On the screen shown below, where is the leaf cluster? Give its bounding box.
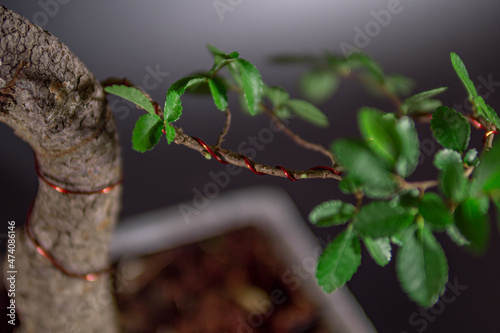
[309,53,500,307]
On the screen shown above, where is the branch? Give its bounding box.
[173,126,342,180]
[260,104,337,166]
[399,178,439,193]
[215,108,231,148]
[347,71,404,115]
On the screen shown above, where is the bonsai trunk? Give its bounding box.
[0,6,121,333]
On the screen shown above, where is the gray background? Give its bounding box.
[1,1,500,332]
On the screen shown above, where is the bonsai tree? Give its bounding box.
[2,5,500,332]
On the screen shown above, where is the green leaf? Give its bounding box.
[316,227,361,293]
[286,99,329,127]
[167,76,207,95]
[395,189,420,209]
[105,85,155,115]
[450,52,477,100]
[395,117,420,177]
[299,70,339,103]
[391,227,414,246]
[396,226,448,307]
[354,201,416,238]
[131,114,163,152]
[208,78,228,111]
[454,198,490,253]
[401,87,448,114]
[309,200,356,227]
[348,53,385,83]
[207,45,239,74]
[430,106,470,152]
[418,193,452,230]
[358,108,398,166]
[384,74,415,96]
[331,139,397,198]
[363,237,392,267]
[463,148,479,167]
[164,77,207,123]
[474,96,500,128]
[235,59,263,115]
[446,224,470,247]
[473,141,500,192]
[263,85,289,108]
[164,90,182,123]
[440,161,469,202]
[404,99,443,115]
[164,123,175,144]
[433,149,463,171]
[338,175,360,195]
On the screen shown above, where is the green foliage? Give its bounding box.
[299,69,339,103]
[418,193,452,230]
[131,114,163,152]
[358,108,399,166]
[396,226,448,307]
[475,96,500,128]
[316,226,361,293]
[165,76,207,123]
[264,85,289,108]
[354,201,416,238]
[104,85,156,115]
[450,53,477,101]
[401,87,448,115]
[450,53,500,128]
[454,198,490,253]
[308,200,356,227]
[446,224,471,247]
[235,59,263,115]
[395,117,420,177]
[286,99,329,127]
[473,142,500,193]
[431,106,470,152]
[464,148,479,167]
[363,237,392,267]
[332,139,397,198]
[208,78,228,111]
[164,124,176,144]
[347,53,385,83]
[440,161,469,202]
[433,149,462,170]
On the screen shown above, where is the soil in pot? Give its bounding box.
[113,226,332,333]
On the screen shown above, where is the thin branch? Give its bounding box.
[347,71,404,116]
[399,179,439,192]
[355,191,364,211]
[173,126,342,181]
[260,104,337,166]
[216,108,231,148]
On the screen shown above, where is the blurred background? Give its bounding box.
[1,1,500,332]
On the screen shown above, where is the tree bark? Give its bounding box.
[1,6,121,333]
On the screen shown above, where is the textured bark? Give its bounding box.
[0,6,121,333]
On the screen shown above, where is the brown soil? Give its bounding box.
[113,226,331,333]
